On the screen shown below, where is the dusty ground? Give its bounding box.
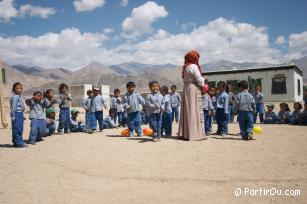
[0,112,307,204]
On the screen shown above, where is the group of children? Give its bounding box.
[9,78,307,147]
[202,81,307,140]
[9,81,182,147]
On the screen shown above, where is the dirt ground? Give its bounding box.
[0,112,307,204]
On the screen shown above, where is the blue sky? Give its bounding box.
[0,0,307,68]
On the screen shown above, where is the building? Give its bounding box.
[0,60,8,128]
[204,65,304,102]
[70,84,110,107]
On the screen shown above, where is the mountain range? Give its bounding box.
[2,56,307,96]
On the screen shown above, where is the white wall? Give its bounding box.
[293,71,304,102]
[206,69,301,102]
[71,84,92,107]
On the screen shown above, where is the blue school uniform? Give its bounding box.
[91,94,106,131]
[123,92,145,136]
[10,94,26,147]
[228,92,236,123]
[236,90,255,140]
[252,92,265,123]
[103,115,116,129]
[70,118,85,132]
[202,93,213,135]
[278,111,291,124]
[83,96,95,131]
[170,91,181,122]
[211,96,217,125]
[162,94,172,136]
[300,109,307,125]
[26,99,49,143]
[290,110,302,125]
[110,96,123,125]
[57,93,72,133]
[146,92,164,139]
[264,111,278,124]
[45,118,56,136]
[216,91,229,134]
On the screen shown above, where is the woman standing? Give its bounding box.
[178,50,208,141]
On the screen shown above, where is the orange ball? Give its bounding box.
[121,129,129,137]
[143,127,153,136]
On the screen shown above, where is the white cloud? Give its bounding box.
[275,35,285,45]
[286,31,307,59]
[0,0,56,22]
[121,1,168,38]
[181,22,197,32]
[103,28,114,34]
[19,4,56,19]
[0,0,19,22]
[0,28,109,68]
[120,0,128,7]
[73,0,106,12]
[1,18,307,69]
[128,18,283,65]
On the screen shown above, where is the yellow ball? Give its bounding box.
[253,126,262,134]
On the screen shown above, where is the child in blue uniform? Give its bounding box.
[216,81,229,136]
[202,90,213,136]
[91,88,107,132]
[236,80,255,140]
[83,89,94,133]
[70,109,85,132]
[146,81,164,142]
[43,89,57,108]
[252,85,265,124]
[161,86,172,137]
[290,102,302,125]
[57,83,72,134]
[103,109,116,129]
[264,104,278,124]
[278,103,291,124]
[45,107,56,136]
[26,91,49,145]
[110,89,123,127]
[170,85,181,123]
[10,82,27,148]
[123,81,145,137]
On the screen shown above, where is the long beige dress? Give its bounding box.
[178,64,206,141]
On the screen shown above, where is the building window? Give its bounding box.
[297,79,301,96]
[271,75,287,94]
[1,68,6,84]
[248,77,262,92]
[226,80,239,93]
[208,81,216,88]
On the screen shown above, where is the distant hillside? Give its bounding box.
[2,56,306,96]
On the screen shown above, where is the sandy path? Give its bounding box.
[0,116,306,204]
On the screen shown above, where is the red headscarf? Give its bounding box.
[182,50,202,78]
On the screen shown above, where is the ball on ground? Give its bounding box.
[253,126,262,134]
[143,127,153,136]
[121,129,129,137]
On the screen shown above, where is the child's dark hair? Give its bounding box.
[160,86,169,94]
[109,108,116,114]
[114,89,120,94]
[294,102,302,110]
[238,80,249,90]
[171,85,177,90]
[33,91,43,96]
[58,83,69,92]
[87,89,93,95]
[44,89,54,98]
[12,82,22,92]
[149,81,159,88]
[217,81,226,89]
[126,81,136,88]
[280,103,290,111]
